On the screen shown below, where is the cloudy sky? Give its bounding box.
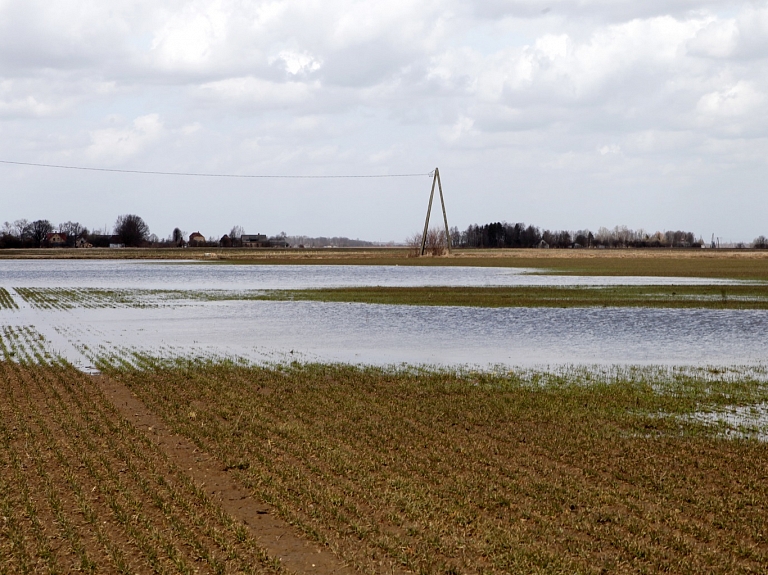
[1,0,767,242]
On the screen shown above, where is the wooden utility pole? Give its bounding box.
[420,167,452,256]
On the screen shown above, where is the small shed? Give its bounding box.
[537,239,550,249]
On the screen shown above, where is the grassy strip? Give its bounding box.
[255,284,768,309]
[188,250,768,280]
[103,357,768,575]
[10,284,768,310]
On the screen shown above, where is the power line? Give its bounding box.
[0,159,430,179]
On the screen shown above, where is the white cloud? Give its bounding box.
[0,80,57,117]
[697,81,764,118]
[87,114,165,161]
[0,1,767,240]
[181,122,202,135]
[687,18,739,58]
[598,144,621,155]
[197,76,316,109]
[270,50,322,75]
[150,1,229,69]
[442,115,474,142]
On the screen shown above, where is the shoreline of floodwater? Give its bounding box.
[0,247,767,279]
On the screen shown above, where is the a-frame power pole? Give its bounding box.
[420,167,451,256]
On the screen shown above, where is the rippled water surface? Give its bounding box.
[0,259,747,289]
[0,260,765,370]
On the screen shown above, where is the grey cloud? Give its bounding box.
[471,0,744,22]
[0,0,767,241]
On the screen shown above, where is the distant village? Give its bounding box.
[0,216,383,249]
[1,214,765,250]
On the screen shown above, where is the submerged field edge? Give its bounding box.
[255,285,768,309]
[8,284,768,309]
[3,248,768,280]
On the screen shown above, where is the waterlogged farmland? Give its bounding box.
[60,353,768,573]
[0,327,283,574]
[2,258,768,573]
[1,259,767,367]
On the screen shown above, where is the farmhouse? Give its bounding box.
[241,234,269,247]
[45,232,67,247]
[188,232,206,246]
[268,236,289,248]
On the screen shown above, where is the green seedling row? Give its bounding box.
[0,288,17,310]
[0,328,285,574]
[104,356,768,575]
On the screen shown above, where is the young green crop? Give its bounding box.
[104,356,768,574]
[0,288,18,309]
[0,330,286,574]
[253,284,768,309]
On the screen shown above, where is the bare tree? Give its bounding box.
[13,219,30,239]
[425,227,447,256]
[407,228,446,256]
[58,221,87,246]
[405,232,422,257]
[229,225,244,239]
[114,214,150,247]
[30,220,53,247]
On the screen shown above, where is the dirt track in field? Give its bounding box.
[97,374,356,575]
[0,353,357,574]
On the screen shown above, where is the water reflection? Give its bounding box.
[0,260,764,369]
[20,301,768,368]
[0,259,749,289]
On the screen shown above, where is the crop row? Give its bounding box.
[10,287,262,309]
[0,288,18,310]
[103,355,768,575]
[13,287,162,310]
[0,327,283,574]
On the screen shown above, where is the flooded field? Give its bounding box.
[0,259,766,370]
[2,259,768,573]
[0,259,750,289]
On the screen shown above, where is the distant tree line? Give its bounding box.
[284,235,384,248]
[0,215,379,250]
[2,214,766,250]
[451,223,730,249]
[0,215,155,249]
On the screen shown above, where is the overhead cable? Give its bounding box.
[0,159,430,179]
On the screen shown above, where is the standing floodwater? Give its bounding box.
[0,259,765,369]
